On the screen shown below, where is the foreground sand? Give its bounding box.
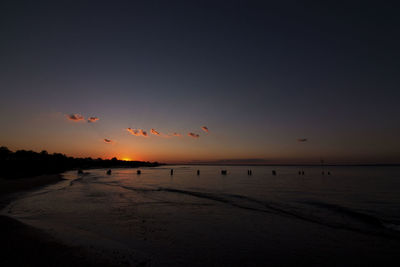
[3,173,400,266]
[0,174,64,206]
[0,174,115,267]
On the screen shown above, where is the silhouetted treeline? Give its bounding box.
[0,147,161,179]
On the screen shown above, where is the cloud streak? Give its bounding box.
[126,128,148,137]
[188,132,200,138]
[104,138,113,144]
[201,126,209,133]
[151,129,160,136]
[88,116,99,123]
[297,138,308,142]
[66,114,85,122]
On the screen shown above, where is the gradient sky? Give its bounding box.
[1,1,399,164]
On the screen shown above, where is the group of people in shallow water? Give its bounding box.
[80,168,331,176]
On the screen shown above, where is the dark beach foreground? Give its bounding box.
[3,167,400,266]
[0,174,116,267]
[0,174,64,206]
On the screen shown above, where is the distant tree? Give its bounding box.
[0,146,11,159]
[0,147,161,179]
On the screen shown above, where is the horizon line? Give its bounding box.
[164,163,400,167]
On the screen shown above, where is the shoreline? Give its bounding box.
[0,173,113,267]
[0,174,64,210]
[3,168,400,266]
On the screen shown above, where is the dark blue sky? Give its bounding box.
[1,1,399,163]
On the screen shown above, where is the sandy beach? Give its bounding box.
[0,174,116,267]
[4,167,400,266]
[0,174,64,206]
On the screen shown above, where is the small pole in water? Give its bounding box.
[302,171,304,175]
[197,170,200,175]
[272,170,276,175]
[221,170,227,175]
[137,170,141,175]
[248,170,252,175]
[328,171,331,175]
[107,169,112,175]
[298,171,301,175]
[170,169,174,175]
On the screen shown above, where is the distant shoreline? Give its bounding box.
[0,146,162,180]
[167,163,400,167]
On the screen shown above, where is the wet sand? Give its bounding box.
[0,174,64,207]
[3,171,400,266]
[0,174,115,266]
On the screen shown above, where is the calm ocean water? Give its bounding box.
[4,165,400,265]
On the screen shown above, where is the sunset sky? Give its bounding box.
[1,1,399,164]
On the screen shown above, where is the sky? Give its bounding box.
[1,1,399,164]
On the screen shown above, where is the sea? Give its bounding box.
[3,165,400,266]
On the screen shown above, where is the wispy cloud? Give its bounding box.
[126,128,148,137]
[104,138,113,144]
[201,126,209,133]
[126,128,140,136]
[66,114,85,122]
[88,116,99,123]
[150,129,160,136]
[297,138,308,142]
[173,132,181,137]
[188,132,200,138]
[141,130,148,137]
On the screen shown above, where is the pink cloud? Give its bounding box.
[188,132,200,138]
[140,129,148,137]
[126,128,138,135]
[201,126,209,133]
[151,129,160,136]
[66,114,85,122]
[126,128,148,137]
[88,116,99,123]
